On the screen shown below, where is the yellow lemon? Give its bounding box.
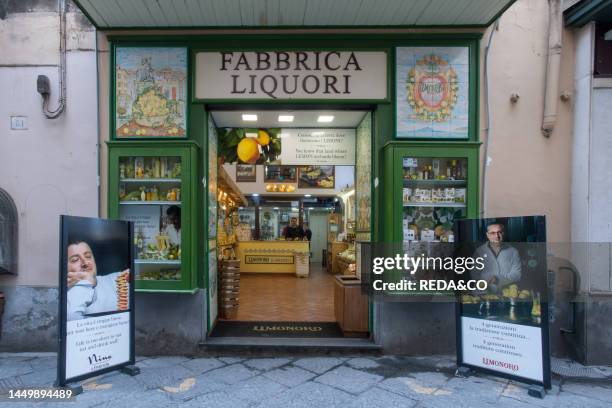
[256,130,271,146]
[237,137,260,164]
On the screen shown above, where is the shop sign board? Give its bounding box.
[245,255,294,264]
[454,216,551,389]
[280,128,355,166]
[195,51,387,100]
[57,216,135,386]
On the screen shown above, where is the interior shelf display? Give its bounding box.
[108,141,198,292]
[383,143,479,245]
[402,157,467,242]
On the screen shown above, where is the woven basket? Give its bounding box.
[220,260,240,319]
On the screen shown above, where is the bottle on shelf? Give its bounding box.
[140,186,146,201]
[446,161,452,178]
[432,159,440,178]
[151,185,159,201]
[450,160,457,180]
[153,158,161,178]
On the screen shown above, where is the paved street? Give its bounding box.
[0,354,611,407]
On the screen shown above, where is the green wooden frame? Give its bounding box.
[382,141,480,243]
[107,140,200,293]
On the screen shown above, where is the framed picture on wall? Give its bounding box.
[395,46,469,139]
[298,166,335,189]
[236,164,257,182]
[115,46,188,139]
[264,165,297,182]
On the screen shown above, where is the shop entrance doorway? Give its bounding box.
[308,211,328,263]
[206,107,371,339]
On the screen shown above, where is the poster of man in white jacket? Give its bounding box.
[472,223,522,294]
[66,241,130,321]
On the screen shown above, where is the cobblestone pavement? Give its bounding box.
[0,354,611,407]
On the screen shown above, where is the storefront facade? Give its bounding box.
[2,0,589,359]
[94,32,482,353]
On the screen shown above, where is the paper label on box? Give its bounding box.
[403,158,418,168]
[421,229,435,242]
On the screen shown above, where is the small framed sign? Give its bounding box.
[236,164,257,182]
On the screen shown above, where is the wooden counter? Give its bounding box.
[236,241,310,273]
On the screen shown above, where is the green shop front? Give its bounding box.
[100,33,482,354]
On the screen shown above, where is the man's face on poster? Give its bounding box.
[486,224,504,245]
[67,242,97,288]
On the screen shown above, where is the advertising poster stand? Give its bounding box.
[455,301,552,398]
[56,216,140,393]
[454,216,551,398]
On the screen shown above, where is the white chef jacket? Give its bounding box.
[472,243,522,293]
[67,272,129,321]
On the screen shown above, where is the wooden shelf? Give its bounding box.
[120,178,181,183]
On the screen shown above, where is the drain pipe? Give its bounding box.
[480,20,500,218]
[37,0,67,119]
[541,0,563,137]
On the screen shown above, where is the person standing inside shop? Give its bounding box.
[283,217,303,240]
[472,223,522,294]
[165,205,181,246]
[302,222,312,241]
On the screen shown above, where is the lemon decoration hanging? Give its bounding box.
[256,129,271,146]
[237,137,260,164]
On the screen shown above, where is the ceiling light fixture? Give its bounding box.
[278,115,294,122]
[242,114,258,121]
[252,193,259,197]
[304,194,312,197]
[317,115,334,123]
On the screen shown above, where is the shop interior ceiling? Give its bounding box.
[74,0,514,29]
[210,110,369,128]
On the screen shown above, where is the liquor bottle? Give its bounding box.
[432,159,440,178]
[427,165,433,180]
[451,160,457,180]
[155,158,162,178]
[140,186,146,201]
[446,161,452,178]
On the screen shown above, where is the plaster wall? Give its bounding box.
[479,0,574,242]
[0,6,97,289]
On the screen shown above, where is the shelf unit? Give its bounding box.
[107,140,199,292]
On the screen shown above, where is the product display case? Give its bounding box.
[107,141,199,292]
[383,142,479,243]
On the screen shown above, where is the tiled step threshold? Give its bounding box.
[200,336,382,352]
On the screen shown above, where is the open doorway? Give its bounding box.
[207,108,371,338]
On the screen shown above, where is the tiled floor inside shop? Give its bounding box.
[232,264,335,322]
